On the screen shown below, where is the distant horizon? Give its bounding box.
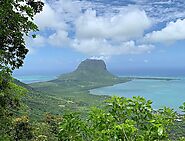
[13,68,185,78]
[16,0,185,77]
[14,69,185,85]
[13,58,185,77]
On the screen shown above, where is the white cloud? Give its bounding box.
[50,0,82,22]
[90,56,110,60]
[24,35,47,54]
[144,19,185,43]
[75,9,151,41]
[34,2,67,30]
[72,39,154,56]
[25,35,46,48]
[26,31,71,51]
[48,30,71,47]
[28,1,72,49]
[31,35,46,47]
[27,0,157,57]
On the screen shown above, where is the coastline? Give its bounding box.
[128,76,180,81]
[14,75,58,84]
[89,76,180,92]
[15,73,180,85]
[18,74,184,119]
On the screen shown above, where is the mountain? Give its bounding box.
[28,59,130,119]
[76,59,107,72]
[15,59,180,121]
[57,59,119,82]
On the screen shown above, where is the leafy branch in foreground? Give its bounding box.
[0,0,44,69]
[59,96,179,141]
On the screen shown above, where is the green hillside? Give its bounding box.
[25,59,130,119]
[13,79,33,91]
[45,59,127,91]
[30,59,129,93]
[13,60,185,139]
[16,59,176,119]
[58,59,118,82]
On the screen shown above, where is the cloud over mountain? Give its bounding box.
[75,9,151,40]
[73,39,154,56]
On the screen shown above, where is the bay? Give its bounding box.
[90,77,185,111]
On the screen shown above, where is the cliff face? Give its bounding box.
[76,59,107,72]
[58,59,118,82]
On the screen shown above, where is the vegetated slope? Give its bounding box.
[47,59,128,89]
[27,59,130,118]
[14,60,185,139]
[14,79,66,119]
[58,59,119,82]
[30,59,129,96]
[13,79,33,91]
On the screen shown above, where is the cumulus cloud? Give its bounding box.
[34,2,67,30]
[48,30,71,47]
[73,39,154,56]
[25,35,47,48]
[71,8,153,57]
[26,31,71,51]
[28,0,155,57]
[144,19,185,43]
[75,9,151,41]
[90,56,110,61]
[50,0,82,22]
[27,1,72,50]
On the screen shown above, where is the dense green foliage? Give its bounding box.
[58,96,183,141]
[0,0,184,140]
[0,0,44,140]
[0,0,43,69]
[0,76,27,140]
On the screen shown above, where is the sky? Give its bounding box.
[14,0,185,76]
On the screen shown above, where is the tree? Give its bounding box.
[0,0,44,140]
[59,96,177,141]
[0,0,44,70]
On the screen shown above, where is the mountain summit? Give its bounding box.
[76,59,107,72]
[58,59,118,82]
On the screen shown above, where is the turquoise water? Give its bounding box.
[14,75,57,84]
[90,78,185,111]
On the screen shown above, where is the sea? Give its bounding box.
[90,77,185,112]
[14,74,185,112]
[14,75,57,84]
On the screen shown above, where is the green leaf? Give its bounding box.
[32,34,36,38]
[158,127,163,136]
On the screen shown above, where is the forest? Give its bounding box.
[0,0,185,140]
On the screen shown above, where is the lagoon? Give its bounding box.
[90,77,185,111]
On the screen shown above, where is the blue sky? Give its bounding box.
[14,0,185,76]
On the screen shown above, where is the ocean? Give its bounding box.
[14,75,57,84]
[90,77,185,112]
[14,75,185,111]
